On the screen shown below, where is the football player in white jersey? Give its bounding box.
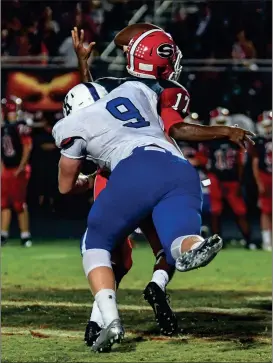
[53,27,255,352]
[62,80,179,342]
[70,27,186,342]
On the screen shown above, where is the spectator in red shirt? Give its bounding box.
[1,96,33,247]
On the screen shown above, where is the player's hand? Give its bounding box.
[71,27,95,61]
[76,173,95,190]
[226,125,255,150]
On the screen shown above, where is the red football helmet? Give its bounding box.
[1,95,23,122]
[126,29,183,81]
[209,107,232,126]
[257,110,272,138]
[184,112,202,125]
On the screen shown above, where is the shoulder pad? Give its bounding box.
[52,113,88,149]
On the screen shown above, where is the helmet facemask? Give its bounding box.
[168,48,183,82]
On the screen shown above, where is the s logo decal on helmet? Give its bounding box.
[157,43,174,58]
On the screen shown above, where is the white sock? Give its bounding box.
[262,230,271,246]
[95,289,119,327]
[171,235,204,260]
[21,231,31,239]
[1,230,8,238]
[151,270,169,292]
[90,300,104,328]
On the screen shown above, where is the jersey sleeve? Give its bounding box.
[159,84,190,134]
[60,138,87,159]
[52,113,88,149]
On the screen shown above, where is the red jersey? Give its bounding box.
[252,136,272,174]
[1,120,32,168]
[206,140,244,181]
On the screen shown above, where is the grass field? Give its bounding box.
[1,239,272,362]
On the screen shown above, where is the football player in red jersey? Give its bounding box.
[207,107,253,248]
[252,111,272,251]
[1,96,33,247]
[67,26,255,350]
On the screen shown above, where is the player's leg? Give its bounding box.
[1,209,12,245]
[140,216,177,335]
[13,166,32,247]
[258,172,272,251]
[153,193,223,272]
[85,173,133,346]
[208,174,223,245]
[151,163,223,272]
[260,212,272,251]
[1,167,12,245]
[201,192,212,239]
[82,147,222,350]
[82,148,186,351]
[85,173,109,345]
[223,181,252,249]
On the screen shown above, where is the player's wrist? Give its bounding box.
[217,125,230,138]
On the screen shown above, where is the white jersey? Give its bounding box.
[53,81,184,170]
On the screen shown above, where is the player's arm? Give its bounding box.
[15,125,32,176]
[251,145,264,193]
[170,123,255,150]
[58,138,94,194]
[72,27,95,82]
[252,156,264,193]
[159,86,255,149]
[237,150,245,181]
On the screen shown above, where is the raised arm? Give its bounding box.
[72,27,95,82]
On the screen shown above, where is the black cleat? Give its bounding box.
[176,234,223,272]
[84,321,102,346]
[143,282,178,336]
[1,237,8,246]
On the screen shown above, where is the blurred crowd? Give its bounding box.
[1,0,272,64]
[1,0,142,64]
[167,0,271,60]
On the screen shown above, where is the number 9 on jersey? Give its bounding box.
[106,97,150,129]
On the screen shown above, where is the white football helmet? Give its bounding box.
[256,111,272,138]
[231,114,255,133]
[63,82,108,117]
[209,107,232,126]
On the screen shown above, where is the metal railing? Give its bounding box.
[1,55,272,72]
